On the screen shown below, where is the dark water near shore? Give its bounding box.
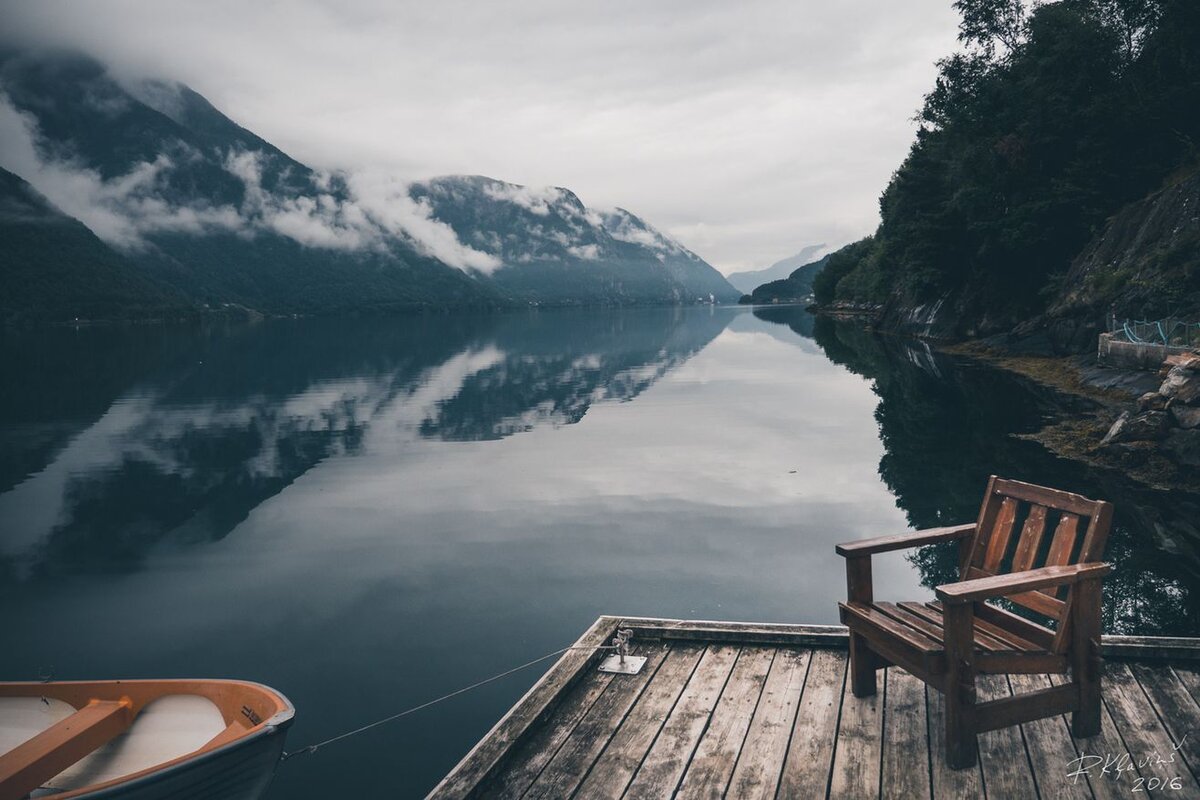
[2,306,1198,798]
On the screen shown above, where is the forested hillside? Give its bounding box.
[811,0,1200,345]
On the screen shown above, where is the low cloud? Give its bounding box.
[0,92,242,247]
[0,93,501,272]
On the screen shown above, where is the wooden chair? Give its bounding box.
[836,476,1113,769]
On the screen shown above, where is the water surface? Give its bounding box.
[2,306,1197,798]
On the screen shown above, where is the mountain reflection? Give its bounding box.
[0,308,733,580]
[754,306,1200,636]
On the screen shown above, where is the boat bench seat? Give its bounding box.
[0,694,226,794]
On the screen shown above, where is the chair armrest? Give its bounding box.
[936,562,1112,605]
[835,523,975,558]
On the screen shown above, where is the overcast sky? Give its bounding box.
[1,0,960,273]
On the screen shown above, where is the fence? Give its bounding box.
[1109,316,1200,349]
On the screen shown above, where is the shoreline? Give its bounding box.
[936,341,1200,494]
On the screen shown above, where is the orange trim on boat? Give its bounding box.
[0,679,292,800]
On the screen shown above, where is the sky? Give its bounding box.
[0,0,961,273]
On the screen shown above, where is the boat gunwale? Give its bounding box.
[0,678,294,800]
[425,615,1200,799]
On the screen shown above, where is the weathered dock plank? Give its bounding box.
[976,674,1040,799]
[498,644,670,800]
[622,645,740,799]
[429,617,1200,800]
[1103,662,1200,795]
[673,647,775,800]
[1009,673,1089,800]
[927,680,984,800]
[880,669,931,800]
[722,647,810,800]
[829,655,884,799]
[776,648,846,799]
[569,644,705,800]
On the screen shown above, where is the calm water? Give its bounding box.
[2,306,1199,798]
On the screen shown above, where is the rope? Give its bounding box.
[280,642,620,762]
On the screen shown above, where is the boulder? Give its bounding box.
[1159,366,1200,405]
[1165,429,1200,467]
[1100,410,1172,445]
[1172,404,1200,429]
[1138,391,1169,411]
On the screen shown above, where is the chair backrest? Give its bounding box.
[962,476,1113,654]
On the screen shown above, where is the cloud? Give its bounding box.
[481,181,564,216]
[0,93,502,271]
[0,92,242,247]
[344,172,502,272]
[0,0,961,272]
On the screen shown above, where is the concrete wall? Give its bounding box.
[1097,332,1193,371]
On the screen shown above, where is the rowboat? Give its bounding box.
[0,679,293,800]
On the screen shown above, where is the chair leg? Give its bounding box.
[943,601,976,769]
[1071,577,1103,738]
[848,632,877,697]
[944,677,977,769]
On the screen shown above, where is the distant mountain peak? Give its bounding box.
[725,243,828,293]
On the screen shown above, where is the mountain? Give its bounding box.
[741,253,831,305]
[411,175,738,305]
[0,49,738,321]
[725,243,826,294]
[807,0,1200,347]
[0,166,189,324]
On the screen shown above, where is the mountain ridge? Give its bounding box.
[0,49,738,322]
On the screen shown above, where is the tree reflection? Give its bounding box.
[756,306,1200,636]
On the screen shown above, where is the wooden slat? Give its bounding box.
[429,616,618,798]
[0,699,134,800]
[835,523,975,557]
[886,602,1007,652]
[951,564,1101,606]
[1008,673,1091,800]
[1011,504,1049,573]
[501,645,670,800]
[880,669,931,800]
[829,656,884,799]
[627,621,846,648]
[673,647,775,799]
[969,603,1057,651]
[722,648,810,800]
[1130,663,1200,782]
[975,675,1040,799]
[839,603,941,653]
[1049,672,1142,800]
[927,681,984,799]
[480,650,629,797]
[570,644,706,800]
[992,477,1100,517]
[1043,513,1080,570]
[1102,662,1200,795]
[777,649,846,799]
[975,652,1067,675]
[911,602,1045,654]
[982,496,1019,573]
[621,646,740,799]
[1172,662,1200,705]
[973,683,1078,733]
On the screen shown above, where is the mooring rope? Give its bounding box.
[280,641,621,762]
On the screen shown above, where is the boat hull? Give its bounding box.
[44,718,291,800]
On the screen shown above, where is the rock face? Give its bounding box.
[1101,410,1171,445]
[1101,356,1200,462]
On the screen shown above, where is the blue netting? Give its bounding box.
[1114,317,1200,347]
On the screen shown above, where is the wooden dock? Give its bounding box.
[429,616,1200,799]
